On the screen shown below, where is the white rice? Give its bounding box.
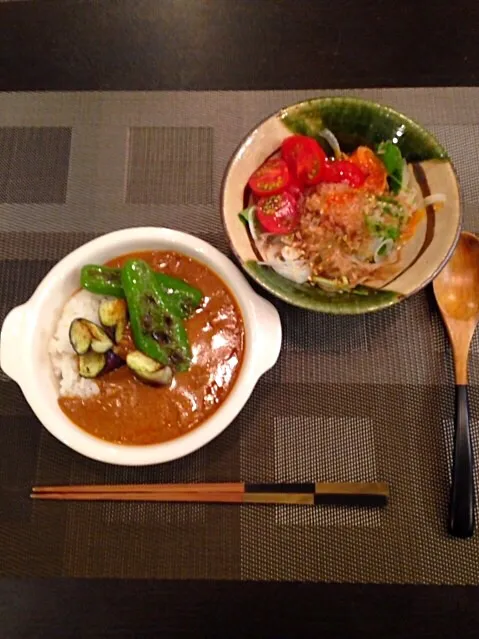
[49,289,106,398]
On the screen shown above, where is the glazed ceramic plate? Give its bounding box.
[221,97,461,314]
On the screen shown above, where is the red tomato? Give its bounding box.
[248,157,290,196]
[256,192,300,234]
[321,159,366,187]
[286,173,304,200]
[281,135,326,186]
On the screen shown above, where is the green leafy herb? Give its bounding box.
[376,195,397,204]
[376,196,404,221]
[310,276,352,293]
[384,225,400,241]
[238,206,255,226]
[377,141,404,194]
[365,216,384,236]
[365,216,400,241]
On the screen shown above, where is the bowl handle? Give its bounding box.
[253,295,282,375]
[0,305,26,383]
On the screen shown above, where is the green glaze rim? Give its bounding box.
[244,261,400,314]
[281,96,449,162]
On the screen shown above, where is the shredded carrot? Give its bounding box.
[401,208,425,241]
[350,146,388,194]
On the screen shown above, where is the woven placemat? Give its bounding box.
[1,88,479,583]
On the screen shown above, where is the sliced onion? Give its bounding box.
[311,276,351,292]
[281,245,304,261]
[403,190,417,208]
[261,258,311,284]
[255,233,284,263]
[423,193,447,207]
[400,160,409,192]
[318,128,341,159]
[374,238,394,263]
[250,208,310,283]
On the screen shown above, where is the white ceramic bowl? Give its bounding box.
[0,227,281,465]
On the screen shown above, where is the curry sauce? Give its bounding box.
[59,251,245,445]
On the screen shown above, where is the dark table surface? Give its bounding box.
[1,1,479,637]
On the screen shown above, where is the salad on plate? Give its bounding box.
[240,131,445,293]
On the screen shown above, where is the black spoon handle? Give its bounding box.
[449,384,475,538]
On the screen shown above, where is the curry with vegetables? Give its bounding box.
[59,251,245,445]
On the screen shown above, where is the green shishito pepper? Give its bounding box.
[121,259,192,372]
[80,264,202,319]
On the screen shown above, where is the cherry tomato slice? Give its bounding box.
[256,192,300,235]
[321,159,366,187]
[349,146,387,193]
[281,135,326,186]
[248,157,290,196]
[286,173,304,200]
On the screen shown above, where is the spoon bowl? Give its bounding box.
[433,231,479,537]
[434,233,479,322]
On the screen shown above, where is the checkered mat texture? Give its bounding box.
[1,89,479,582]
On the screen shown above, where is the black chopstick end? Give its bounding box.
[314,494,388,507]
[246,483,315,494]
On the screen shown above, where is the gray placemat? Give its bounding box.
[1,88,479,583]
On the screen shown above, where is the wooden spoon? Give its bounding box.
[433,231,479,538]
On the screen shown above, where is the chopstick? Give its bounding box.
[31,482,389,506]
